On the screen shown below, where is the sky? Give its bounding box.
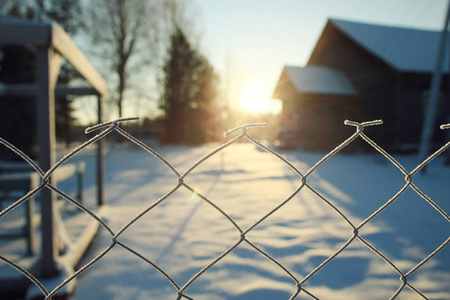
[192,0,449,114]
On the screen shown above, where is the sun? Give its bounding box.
[239,82,271,113]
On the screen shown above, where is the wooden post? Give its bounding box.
[97,94,104,206]
[0,20,107,276]
[36,46,59,278]
[24,191,36,255]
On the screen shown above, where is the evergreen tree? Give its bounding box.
[160,26,220,144]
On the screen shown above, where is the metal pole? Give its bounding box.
[418,0,450,167]
[446,14,450,165]
[36,46,58,277]
[97,94,104,206]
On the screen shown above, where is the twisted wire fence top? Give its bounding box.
[0,118,449,300]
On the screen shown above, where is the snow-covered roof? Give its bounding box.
[273,65,358,98]
[330,18,447,73]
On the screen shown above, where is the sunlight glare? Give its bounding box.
[239,82,271,113]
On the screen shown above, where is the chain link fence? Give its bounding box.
[1,118,449,299]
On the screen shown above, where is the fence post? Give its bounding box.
[418,1,450,168]
[36,46,59,278]
[97,94,104,206]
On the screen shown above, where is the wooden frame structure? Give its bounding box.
[0,17,107,278]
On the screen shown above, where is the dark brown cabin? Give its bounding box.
[273,18,449,152]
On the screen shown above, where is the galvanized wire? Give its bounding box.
[0,118,449,300]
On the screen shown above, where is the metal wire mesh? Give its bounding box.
[0,118,449,300]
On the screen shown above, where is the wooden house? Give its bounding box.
[273,18,449,152]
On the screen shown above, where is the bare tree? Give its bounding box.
[84,0,164,118]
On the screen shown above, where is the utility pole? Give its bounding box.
[417,0,450,170]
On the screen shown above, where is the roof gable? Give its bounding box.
[272,65,358,98]
[329,18,447,73]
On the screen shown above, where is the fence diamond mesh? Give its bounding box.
[0,118,449,300]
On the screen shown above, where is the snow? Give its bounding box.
[1,136,449,299]
[58,140,450,300]
[330,18,450,73]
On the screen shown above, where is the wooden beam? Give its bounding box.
[0,20,107,96]
[0,21,51,46]
[49,51,63,89]
[0,84,37,96]
[55,87,100,97]
[36,46,58,278]
[51,23,107,96]
[0,85,100,97]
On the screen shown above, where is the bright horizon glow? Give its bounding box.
[239,81,273,113]
[197,0,447,116]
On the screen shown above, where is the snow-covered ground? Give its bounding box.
[63,139,450,300]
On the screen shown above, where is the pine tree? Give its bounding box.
[160,27,219,144]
